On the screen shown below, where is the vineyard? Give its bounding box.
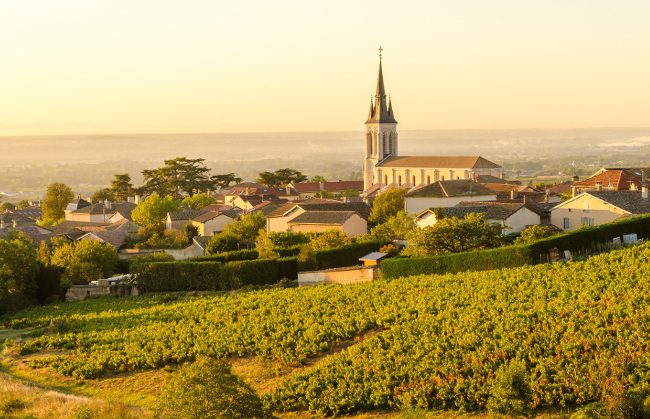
[3,243,650,416]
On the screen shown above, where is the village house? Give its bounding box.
[574,168,646,192]
[550,189,650,231]
[266,201,371,236]
[76,231,129,248]
[190,210,239,236]
[415,201,541,233]
[65,200,137,223]
[224,182,299,205]
[404,180,497,215]
[165,210,207,231]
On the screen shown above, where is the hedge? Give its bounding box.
[274,245,303,258]
[186,249,259,263]
[314,240,387,270]
[382,214,650,279]
[138,262,233,292]
[137,257,299,293]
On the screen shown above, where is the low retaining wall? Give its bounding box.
[298,265,380,287]
[66,284,140,302]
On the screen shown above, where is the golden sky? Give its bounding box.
[1,0,649,135]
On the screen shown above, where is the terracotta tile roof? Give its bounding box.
[377,156,501,169]
[405,180,496,198]
[287,211,357,225]
[290,181,364,193]
[225,182,297,197]
[576,170,643,190]
[545,181,576,195]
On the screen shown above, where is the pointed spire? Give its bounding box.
[365,48,397,124]
[367,98,375,121]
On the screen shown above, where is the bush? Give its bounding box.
[268,231,311,248]
[277,257,299,280]
[187,249,259,263]
[130,252,176,274]
[33,263,61,304]
[205,233,245,254]
[138,262,233,292]
[487,360,532,417]
[157,356,271,418]
[273,245,303,258]
[227,259,279,288]
[314,240,385,270]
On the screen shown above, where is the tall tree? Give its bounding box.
[131,194,182,233]
[257,168,307,187]
[42,183,74,225]
[368,187,407,225]
[181,193,215,210]
[110,173,134,200]
[92,188,115,203]
[211,173,243,190]
[141,158,214,199]
[17,200,30,209]
[0,231,38,313]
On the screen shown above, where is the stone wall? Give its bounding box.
[65,284,139,302]
[298,265,379,287]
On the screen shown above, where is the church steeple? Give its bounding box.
[365,50,397,124]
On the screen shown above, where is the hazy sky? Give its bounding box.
[2,0,649,135]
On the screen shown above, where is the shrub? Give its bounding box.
[268,231,311,247]
[227,259,279,288]
[187,250,258,263]
[0,397,26,415]
[277,257,299,280]
[157,356,271,418]
[309,229,352,251]
[314,240,385,270]
[138,262,233,292]
[205,233,245,254]
[487,360,532,417]
[130,252,176,274]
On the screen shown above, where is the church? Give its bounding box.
[362,53,503,197]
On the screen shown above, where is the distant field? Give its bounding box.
[3,243,650,417]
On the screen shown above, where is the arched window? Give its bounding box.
[382,133,388,155]
[412,175,416,185]
[384,175,388,185]
[366,133,372,156]
[441,176,445,181]
[398,175,402,185]
[427,175,431,184]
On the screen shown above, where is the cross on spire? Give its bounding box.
[379,46,383,61]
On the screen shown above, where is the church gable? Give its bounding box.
[376,156,500,169]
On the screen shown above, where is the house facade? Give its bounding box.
[404,180,497,215]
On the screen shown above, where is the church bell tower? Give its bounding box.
[364,47,398,193]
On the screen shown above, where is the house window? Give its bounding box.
[398,175,402,185]
[563,218,570,229]
[441,176,445,181]
[384,175,388,185]
[427,175,431,184]
[412,175,416,185]
[581,217,594,227]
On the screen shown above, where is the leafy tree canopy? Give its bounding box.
[367,211,416,241]
[212,173,243,190]
[157,356,271,419]
[513,225,556,245]
[222,212,265,242]
[0,231,38,299]
[181,193,215,210]
[110,173,134,201]
[205,233,245,255]
[368,188,407,225]
[42,183,74,225]
[92,188,115,203]
[50,239,119,285]
[257,168,307,188]
[309,229,351,251]
[17,200,30,209]
[140,157,213,199]
[405,212,504,256]
[131,194,182,234]
[0,202,15,211]
[309,175,327,183]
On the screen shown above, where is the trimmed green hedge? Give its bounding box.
[137,257,299,293]
[314,240,386,270]
[138,262,233,292]
[382,214,650,279]
[274,245,303,258]
[186,249,259,263]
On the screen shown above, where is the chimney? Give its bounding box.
[501,171,505,180]
[572,186,578,197]
[12,219,18,228]
[319,181,325,191]
[135,195,141,204]
[643,185,648,200]
[245,187,250,195]
[86,197,92,204]
[128,196,134,203]
[0,219,6,229]
[596,182,602,192]
[510,190,518,200]
[572,175,579,182]
[643,170,647,185]
[104,200,111,210]
[545,189,549,203]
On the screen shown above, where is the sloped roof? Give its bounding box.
[10,207,43,220]
[405,180,496,198]
[455,202,525,220]
[287,211,357,225]
[579,191,650,214]
[65,198,91,212]
[105,219,141,233]
[475,174,520,185]
[225,183,297,197]
[377,156,501,169]
[546,181,576,195]
[290,181,365,193]
[48,221,112,234]
[78,231,129,248]
[168,210,208,221]
[576,170,643,190]
[0,226,56,246]
[267,201,371,220]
